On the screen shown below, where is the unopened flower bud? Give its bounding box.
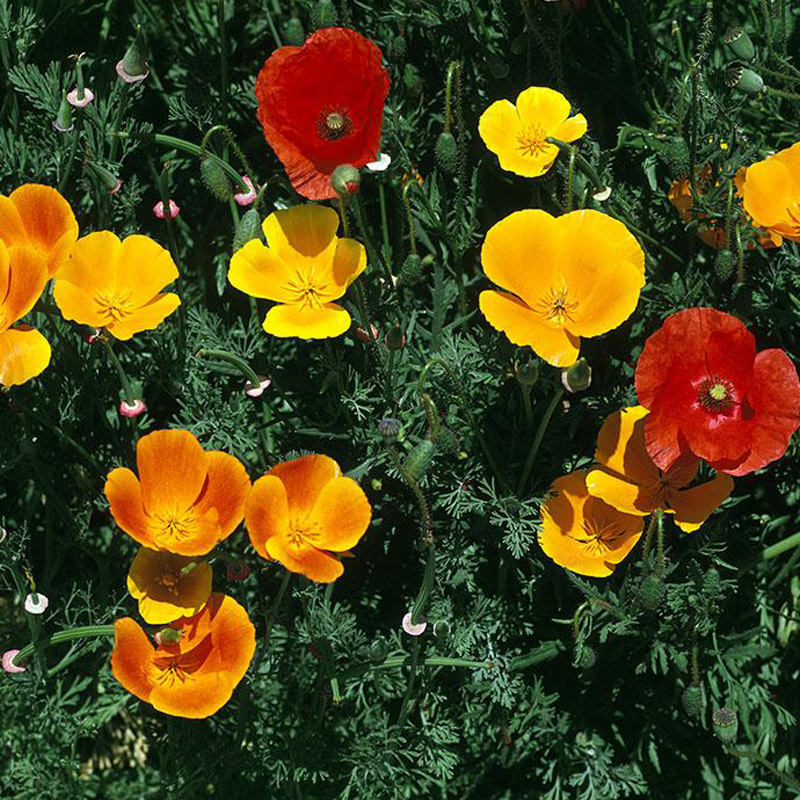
[402,611,428,636]
[119,399,147,418]
[389,34,407,61]
[561,357,592,393]
[639,574,664,611]
[2,649,25,674]
[435,427,460,457]
[515,355,540,387]
[714,249,735,282]
[88,162,122,195]
[311,0,338,29]
[403,439,436,482]
[435,131,458,175]
[574,645,596,670]
[53,93,74,133]
[681,684,705,717]
[369,635,389,663]
[725,64,764,95]
[153,199,180,219]
[723,27,755,62]
[155,628,182,646]
[283,16,305,46]
[399,253,423,286]
[200,156,233,201]
[244,375,271,398]
[331,164,360,199]
[117,26,150,83]
[403,63,423,97]
[384,324,406,351]
[233,208,262,252]
[660,136,691,179]
[355,324,379,343]
[233,176,257,206]
[433,620,450,644]
[712,707,738,743]
[67,87,95,108]
[377,417,402,442]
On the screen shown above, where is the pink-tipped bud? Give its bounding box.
[355,324,379,343]
[233,176,258,206]
[244,375,271,398]
[226,560,251,581]
[2,650,25,674]
[24,593,49,615]
[116,59,150,83]
[119,399,147,418]
[153,199,180,219]
[66,87,95,108]
[384,324,407,351]
[82,327,102,344]
[402,611,428,636]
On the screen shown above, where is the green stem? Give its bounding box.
[760,0,774,60]
[396,637,420,726]
[101,339,134,402]
[263,3,283,48]
[640,512,659,567]
[262,570,292,664]
[157,165,186,368]
[761,530,800,561]
[565,144,576,212]
[10,625,116,668]
[378,183,392,263]
[547,137,604,193]
[654,509,665,577]
[196,348,260,387]
[758,65,800,85]
[107,90,129,165]
[727,746,800,792]
[217,0,228,122]
[766,86,800,102]
[515,387,564,497]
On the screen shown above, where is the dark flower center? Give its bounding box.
[697,375,735,413]
[317,106,353,140]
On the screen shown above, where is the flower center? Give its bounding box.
[157,569,182,595]
[284,268,329,310]
[153,512,195,543]
[576,519,627,556]
[95,291,134,324]
[697,375,735,413]
[154,658,191,687]
[317,106,353,141]
[535,287,578,326]
[517,125,550,157]
[286,517,322,550]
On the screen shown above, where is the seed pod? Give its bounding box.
[725,64,764,95]
[435,131,458,175]
[311,0,338,29]
[639,574,665,610]
[714,250,735,282]
[681,684,705,717]
[377,417,402,442]
[660,136,691,179]
[233,208,262,252]
[283,16,305,47]
[200,156,233,201]
[403,439,436,482]
[53,92,73,133]
[723,27,755,62]
[712,707,739,743]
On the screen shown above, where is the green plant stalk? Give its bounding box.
[218,0,228,121]
[760,0,774,60]
[260,570,292,668]
[396,637,420,726]
[431,255,445,350]
[101,339,134,403]
[263,2,283,48]
[761,530,800,561]
[547,137,604,193]
[107,89,129,166]
[10,625,116,669]
[640,512,659,568]
[378,183,392,263]
[401,181,418,255]
[565,144,576,212]
[411,542,436,624]
[196,348,260,387]
[727,746,800,792]
[200,125,255,189]
[354,195,394,291]
[516,387,564,497]
[758,65,800,84]
[58,124,81,194]
[766,86,800,102]
[654,509,665,577]
[734,224,745,285]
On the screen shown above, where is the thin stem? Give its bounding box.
[727,746,800,792]
[516,387,564,497]
[654,510,665,577]
[640,512,659,568]
[761,530,800,561]
[547,137,604,192]
[217,0,228,122]
[396,637,420,727]
[263,570,292,662]
[10,625,116,668]
[378,183,392,264]
[565,144,576,212]
[766,86,800,102]
[101,338,134,402]
[196,348,260,387]
[401,181,418,255]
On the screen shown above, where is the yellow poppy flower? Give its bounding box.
[479,209,645,366]
[126,547,213,625]
[740,141,800,245]
[228,204,367,339]
[0,242,51,388]
[0,184,78,277]
[52,232,181,340]
[585,407,734,533]
[539,470,643,578]
[478,86,587,178]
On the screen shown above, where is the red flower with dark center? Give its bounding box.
[635,307,800,476]
[255,28,390,200]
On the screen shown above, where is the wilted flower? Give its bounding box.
[119,399,147,418]
[402,611,428,636]
[153,199,180,219]
[2,650,25,674]
[233,176,258,206]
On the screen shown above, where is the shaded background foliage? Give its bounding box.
[1,0,800,798]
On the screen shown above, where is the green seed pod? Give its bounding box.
[120,25,149,80]
[369,635,389,664]
[714,249,735,282]
[200,156,233,201]
[311,0,338,29]
[723,27,755,62]
[403,439,436,482]
[435,131,458,175]
[639,575,665,611]
[712,707,739,743]
[660,136,691,179]
[377,417,402,442]
[399,253,423,286]
[725,64,764,95]
[702,567,723,599]
[681,684,705,718]
[283,16,305,47]
[561,357,592,393]
[435,427,460,457]
[233,208,262,252]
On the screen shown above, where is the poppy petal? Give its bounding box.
[54,230,120,291]
[116,235,179,306]
[263,301,351,339]
[265,535,344,583]
[262,205,340,262]
[667,473,734,532]
[479,290,580,367]
[585,467,653,516]
[106,292,181,340]
[1,247,48,327]
[269,454,341,518]
[308,476,372,551]
[328,237,367,299]
[111,618,156,704]
[52,280,108,328]
[593,406,657,487]
[228,239,298,303]
[150,670,233,719]
[554,113,588,143]
[742,157,795,228]
[245,474,291,560]
[193,451,251,542]
[516,86,571,130]
[105,467,155,548]
[479,99,551,177]
[0,324,51,387]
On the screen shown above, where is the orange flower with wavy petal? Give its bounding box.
[0,241,51,388]
[105,429,251,556]
[585,406,734,533]
[245,454,372,582]
[539,470,643,577]
[479,86,587,178]
[229,204,366,339]
[127,547,213,624]
[111,593,256,719]
[53,232,180,340]
[479,209,645,367]
[0,184,78,277]
[740,141,800,245]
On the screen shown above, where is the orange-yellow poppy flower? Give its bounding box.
[52,231,180,340]
[478,86,587,178]
[740,141,800,245]
[127,547,213,624]
[585,406,734,533]
[111,593,256,719]
[479,209,645,366]
[0,241,51,388]
[105,429,251,556]
[0,184,78,277]
[539,470,644,577]
[228,204,366,339]
[245,454,372,582]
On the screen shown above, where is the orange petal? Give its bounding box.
[111,618,156,704]
[116,235,178,306]
[194,451,251,543]
[228,239,298,303]
[1,247,48,327]
[268,454,341,518]
[593,406,658,486]
[54,230,120,292]
[479,290,580,367]
[150,670,233,719]
[245,474,291,560]
[136,429,209,518]
[106,293,181,340]
[263,302,351,339]
[265,535,344,583]
[585,467,653,516]
[0,325,51,387]
[308,476,372,551]
[105,467,156,548]
[149,508,222,557]
[742,156,795,229]
[197,593,257,680]
[52,279,108,328]
[667,473,734,533]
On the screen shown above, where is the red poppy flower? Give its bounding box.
[635,307,800,476]
[255,28,390,200]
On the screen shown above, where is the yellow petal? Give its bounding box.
[668,473,734,533]
[262,204,339,266]
[516,86,571,130]
[106,293,181,340]
[593,406,658,486]
[554,113,588,143]
[55,231,121,295]
[263,302,351,339]
[228,239,297,303]
[742,157,796,229]
[585,467,653,516]
[52,280,107,328]
[117,235,178,306]
[0,324,51,387]
[326,238,367,300]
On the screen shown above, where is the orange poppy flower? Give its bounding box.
[538,470,644,577]
[479,86,587,178]
[479,209,645,367]
[127,547,213,624]
[0,241,51,388]
[111,593,256,719]
[0,184,78,277]
[245,454,372,583]
[228,204,366,339]
[740,141,800,245]
[105,429,251,556]
[585,406,734,533]
[52,231,180,340]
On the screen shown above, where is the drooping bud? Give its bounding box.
[330,164,360,199]
[514,354,540,388]
[377,417,402,442]
[399,253,423,286]
[660,136,691,179]
[155,627,182,646]
[87,162,122,195]
[283,15,305,46]
[200,156,233,201]
[435,427,460,457]
[2,649,26,674]
[561,357,592,393]
[681,684,705,718]
[153,199,180,219]
[53,93,73,132]
[233,208,262,252]
[233,175,258,206]
[119,399,147,418]
[639,574,664,611]
[725,64,764,95]
[311,0,338,29]
[723,27,755,62]
[714,249,735,282]
[435,131,458,175]
[384,323,406,351]
[403,439,436,482]
[369,635,389,663]
[712,707,739,743]
[117,26,150,83]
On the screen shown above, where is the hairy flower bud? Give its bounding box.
[389,34,407,61]
[403,440,436,482]
[435,427,460,457]
[399,253,423,286]
[233,208,262,252]
[435,131,458,175]
[639,574,664,610]
[681,684,705,717]
[283,16,305,46]
[311,0,338,29]
[377,417,402,442]
[201,156,233,201]
[660,136,691,179]
[714,249,735,282]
